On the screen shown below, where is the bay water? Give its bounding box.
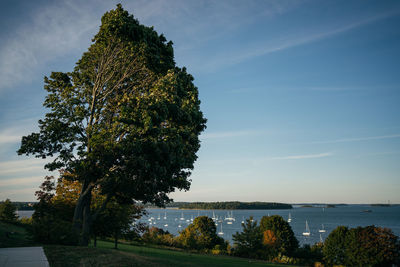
[140,205,400,245]
[18,204,400,245]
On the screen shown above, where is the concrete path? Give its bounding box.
[0,247,49,267]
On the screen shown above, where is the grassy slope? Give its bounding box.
[0,221,36,247]
[45,240,287,267]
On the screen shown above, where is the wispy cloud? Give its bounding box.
[269,152,333,160]
[0,158,49,176]
[201,9,400,71]
[201,130,267,140]
[0,1,108,92]
[0,176,44,187]
[310,134,400,144]
[0,122,35,145]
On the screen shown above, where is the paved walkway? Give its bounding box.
[0,247,49,267]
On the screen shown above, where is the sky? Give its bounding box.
[0,0,399,204]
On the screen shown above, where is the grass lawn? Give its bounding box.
[44,240,288,267]
[0,221,36,247]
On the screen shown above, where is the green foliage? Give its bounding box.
[18,3,206,204]
[323,225,400,266]
[323,225,348,266]
[344,225,400,266]
[18,4,206,245]
[31,176,78,245]
[259,215,298,257]
[232,217,264,259]
[177,216,225,251]
[93,200,145,247]
[0,221,35,247]
[179,202,292,210]
[293,243,324,265]
[142,227,176,247]
[0,199,18,222]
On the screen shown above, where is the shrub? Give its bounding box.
[142,227,176,247]
[177,216,224,251]
[0,199,18,223]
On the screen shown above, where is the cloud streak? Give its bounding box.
[0,158,49,176]
[201,130,267,140]
[269,152,333,160]
[0,1,107,91]
[200,9,400,71]
[310,134,400,144]
[0,176,44,187]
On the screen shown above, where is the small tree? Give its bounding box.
[323,225,348,266]
[232,217,264,259]
[0,199,18,222]
[31,176,77,244]
[93,200,145,249]
[177,216,224,251]
[344,225,400,266]
[260,215,298,257]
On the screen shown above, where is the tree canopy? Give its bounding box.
[177,216,224,250]
[18,4,206,245]
[259,215,298,256]
[0,199,18,223]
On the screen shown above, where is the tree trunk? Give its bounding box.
[72,181,93,246]
[80,190,92,246]
[114,232,118,249]
[94,235,97,247]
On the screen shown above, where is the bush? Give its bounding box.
[142,227,176,247]
[0,199,18,223]
[31,200,77,245]
[177,216,224,251]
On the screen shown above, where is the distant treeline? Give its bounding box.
[163,201,292,210]
[11,202,36,210]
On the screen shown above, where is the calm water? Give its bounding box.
[18,205,400,245]
[140,205,400,245]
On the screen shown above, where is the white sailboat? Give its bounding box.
[302,220,310,236]
[288,212,292,223]
[241,216,245,224]
[318,224,326,233]
[164,223,168,227]
[180,212,184,220]
[319,234,323,243]
[218,223,224,235]
[163,212,167,220]
[225,211,235,221]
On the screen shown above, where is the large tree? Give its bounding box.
[18,4,206,245]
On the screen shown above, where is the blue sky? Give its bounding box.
[0,0,399,203]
